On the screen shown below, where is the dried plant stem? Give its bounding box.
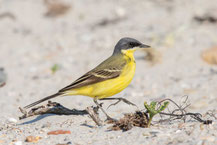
[19,101,88,120]
[86,106,103,126]
[157,97,212,125]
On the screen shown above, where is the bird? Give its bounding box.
[24,37,150,120]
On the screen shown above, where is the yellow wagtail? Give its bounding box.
[24,37,150,120]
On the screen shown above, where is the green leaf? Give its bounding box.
[150,101,157,109]
[51,64,60,74]
[157,102,169,113]
[144,101,169,127]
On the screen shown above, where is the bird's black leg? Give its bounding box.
[93,98,116,121]
[100,97,137,109]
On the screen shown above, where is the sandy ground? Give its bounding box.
[0,0,217,144]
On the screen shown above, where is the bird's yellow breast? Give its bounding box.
[67,50,136,99]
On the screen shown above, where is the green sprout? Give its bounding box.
[144,101,169,127]
[51,64,60,74]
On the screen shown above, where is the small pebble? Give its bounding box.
[175,130,181,133]
[25,136,42,143]
[142,133,151,136]
[115,7,126,17]
[13,141,22,145]
[41,122,51,128]
[8,118,17,123]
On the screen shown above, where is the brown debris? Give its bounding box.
[96,17,126,27]
[194,15,217,23]
[0,12,16,20]
[109,111,149,131]
[0,82,6,88]
[25,136,42,143]
[0,67,7,88]
[47,130,71,135]
[56,143,71,145]
[44,0,71,17]
[92,12,126,30]
[201,46,217,65]
[143,47,162,65]
[19,101,88,120]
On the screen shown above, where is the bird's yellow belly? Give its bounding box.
[71,62,136,99]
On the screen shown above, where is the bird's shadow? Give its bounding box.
[18,114,55,125]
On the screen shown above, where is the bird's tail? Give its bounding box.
[24,92,63,109]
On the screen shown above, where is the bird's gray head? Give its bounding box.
[113,37,150,55]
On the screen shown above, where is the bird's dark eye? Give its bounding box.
[129,42,135,47]
[129,42,140,47]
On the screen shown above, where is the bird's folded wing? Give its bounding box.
[59,68,122,92]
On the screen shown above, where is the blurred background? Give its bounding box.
[0,0,217,144]
[0,0,217,118]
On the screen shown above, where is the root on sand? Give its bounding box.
[19,97,213,131]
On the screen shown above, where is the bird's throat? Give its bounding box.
[121,49,136,62]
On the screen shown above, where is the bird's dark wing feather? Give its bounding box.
[59,54,126,92]
[59,68,122,92]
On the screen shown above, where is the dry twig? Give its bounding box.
[19,101,88,120]
[86,106,103,126]
[157,96,212,125]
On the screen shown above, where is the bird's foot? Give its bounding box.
[102,98,137,109]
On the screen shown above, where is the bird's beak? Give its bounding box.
[131,44,151,52]
[139,44,151,48]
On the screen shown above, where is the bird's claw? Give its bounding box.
[107,98,137,109]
